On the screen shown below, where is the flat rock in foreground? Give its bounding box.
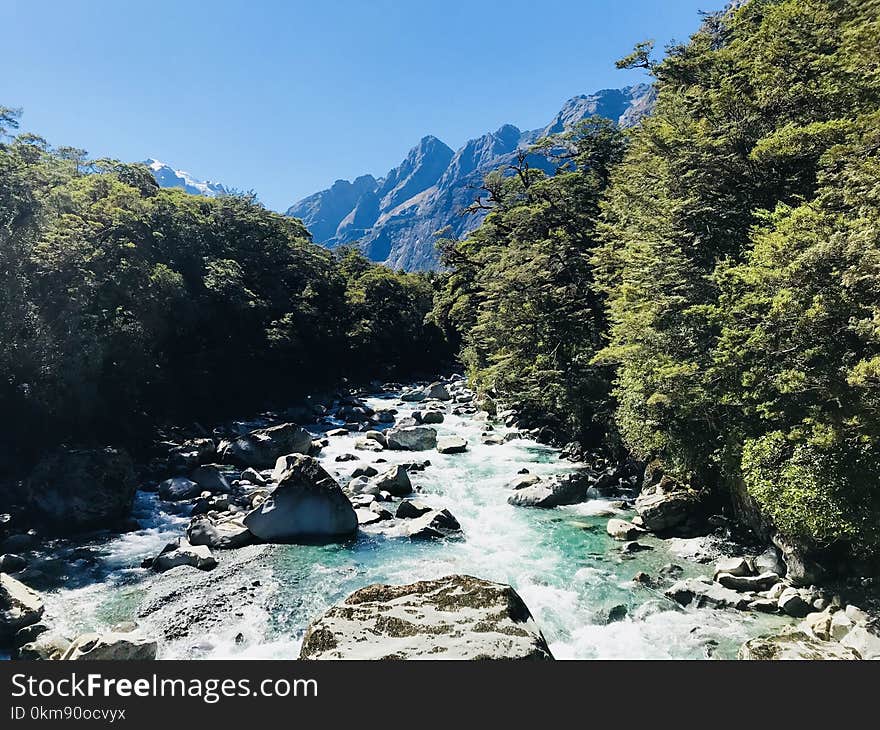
[299,575,553,660]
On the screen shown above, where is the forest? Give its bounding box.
[0,123,449,470]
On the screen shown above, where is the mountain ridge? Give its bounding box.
[286,84,655,270]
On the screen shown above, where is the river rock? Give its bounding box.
[189,465,231,493]
[243,454,357,543]
[508,474,541,490]
[738,629,860,660]
[354,438,384,452]
[350,464,378,479]
[665,577,751,610]
[714,557,752,579]
[25,447,136,533]
[168,438,215,472]
[187,514,253,549]
[17,631,71,660]
[1,573,44,639]
[386,426,437,451]
[753,547,785,577]
[400,388,426,402]
[840,624,880,660]
[219,422,312,468]
[801,611,833,641]
[507,474,589,508]
[356,508,383,526]
[395,500,433,519]
[425,382,451,401]
[606,519,643,541]
[778,587,812,617]
[190,493,233,516]
[158,476,202,502]
[299,575,553,660]
[436,436,467,454]
[400,509,462,539]
[152,540,217,572]
[63,631,157,660]
[0,554,26,573]
[716,571,781,592]
[372,465,412,497]
[421,410,445,425]
[635,483,700,532]
[830,611,855,641]
[481,433,505,446]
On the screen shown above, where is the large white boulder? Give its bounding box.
[243,454,357,542]
[299,575,553,660]
[386,426,437,451]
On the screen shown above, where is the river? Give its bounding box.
[33,386,790,659]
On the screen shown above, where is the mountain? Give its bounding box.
[286,84,656,270]
[145,159,230,197]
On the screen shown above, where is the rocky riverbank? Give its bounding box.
[2,376,878,660]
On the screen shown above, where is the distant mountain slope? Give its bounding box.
[286,84,655,270]
[145,159,229,197]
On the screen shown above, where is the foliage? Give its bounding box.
[596,0,880,554]
[433,118,626,445]
[0,127,448,469]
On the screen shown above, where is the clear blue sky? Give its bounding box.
[1,0,711,211]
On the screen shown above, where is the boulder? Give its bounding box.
[421,410,445,425]
[158,477,202,502]
[716,572,781,592]
[364,430,387,447]
[16,631,71,660]
[25,447,136,533]
[372,465,412,497]
[395,500,433,519]
[830,611,855,641]
[299,575,553,660]
[168,438,215,472]
[665,577,751,610]
[713,557,752,579]
[354,439,384,452]
[152,540,217,572]
[350,465,379,479]
[507,474,589,508]
[386,426,437,451]
[840,624,880,660]
[326,428,349,437]
[437,436,467,454]
[356,508,384,526]
[0,554,26,573]
[753,547,786,577]
[801,611,833,641]
[219,423,312,468]
[738,629,860,660]
[186,514,253,549]
[399,388,426,402]
[189,465,231,493]
[425,382,452,400]
[243,455,357,543]
[606,519,643,541]
[778,587,812,617]
[1,573,44,639]
[481,433,505,446]
[190,493,233,516]
[508,474,541,490]
[63,632,157,661]
[635,483,700,532]
[399,509,462,539]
